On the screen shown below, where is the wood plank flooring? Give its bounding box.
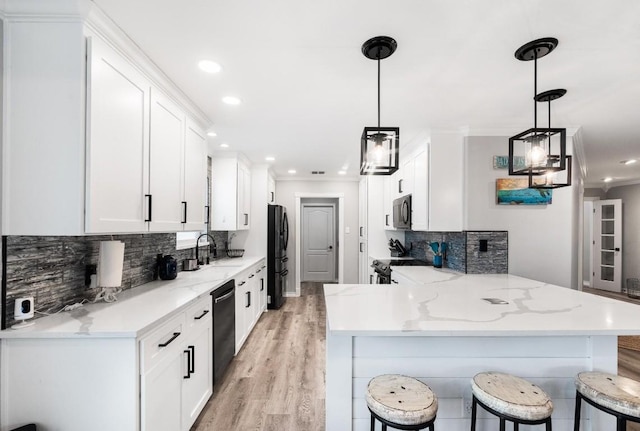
[193,283,640,431]
[192,281,326,431]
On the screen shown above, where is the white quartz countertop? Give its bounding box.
[324,268,640,336]
[0,256,264,339]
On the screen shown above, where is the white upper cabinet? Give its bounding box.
[149,89,186,232]
[86,35,151,233]
[183,121,208,231]
[1,11,210,235]
[411,147,429,231]
[211,156,251,231]
[268,174,276,204]
[428,132,464,231]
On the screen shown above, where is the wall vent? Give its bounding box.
[311,171,325,175]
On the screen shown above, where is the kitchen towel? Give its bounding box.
[97,240,125,287]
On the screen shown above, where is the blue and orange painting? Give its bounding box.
[496,178,552,205]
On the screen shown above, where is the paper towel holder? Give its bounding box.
[94,240,125,303]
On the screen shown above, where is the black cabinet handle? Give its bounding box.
[194,309,210,320]
[248,274,255,278]
[615,247,621,251]
[270,191,274,202]
[246,291,251,308]
[238,281,246,286]
[244,213,249,226]
[183,349,191,379]
[188,345,195,373]
[370,274,373,284]
[260,278,264,291]
[145,194,152,222]
[398,179,403,194]
[205,205,210,224]
[159,332,180,347]
[360,242,364,253]
[385,214,389,226]
[181,201,187,224]
[359,226,363,237]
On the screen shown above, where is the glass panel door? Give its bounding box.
[593,199,622,292]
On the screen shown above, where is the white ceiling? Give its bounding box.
[91,0,640,187]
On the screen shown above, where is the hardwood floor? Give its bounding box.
[192,282,326,431]
[193,283,640,430]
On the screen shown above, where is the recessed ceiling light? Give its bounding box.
[265,156,275,162]
[198,60,222,74]
[622,159,637,165]
[207,131,217,137]
[288,169,296,174]
[338,170,346,175]
[603,177,613,183]
[222,96,241,105]
[220,143,229,148]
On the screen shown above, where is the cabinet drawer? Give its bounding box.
[185,295,212,331]
[140,312,186,373]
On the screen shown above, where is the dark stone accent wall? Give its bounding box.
[405,230,508,274]
[405,231,466,272]
[3,231,228,328]
[465,231,508,274]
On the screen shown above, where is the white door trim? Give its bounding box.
[301,203,337,282]
[293,193,345,297]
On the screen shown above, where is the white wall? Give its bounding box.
[464,136,581,288]
[276,180,359,293]
[605,183,640,287]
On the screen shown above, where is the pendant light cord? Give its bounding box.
[377,49,381,131]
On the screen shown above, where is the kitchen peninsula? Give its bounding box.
[324,269,640,431]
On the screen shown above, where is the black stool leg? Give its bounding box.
[499,417,505,431]
[382,423,387,431]
[574,391,582,431]
[514,423,519,431]
[546,417,552,431]
[617,418,625,431]
[471,395,478,431]
[370,414,375,431]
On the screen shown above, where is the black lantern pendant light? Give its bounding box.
[360,36,400,175]
[528,89,572,189]
[508,38,567,178]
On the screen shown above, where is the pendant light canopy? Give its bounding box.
[508,37,570,188]
[360,36,400,176]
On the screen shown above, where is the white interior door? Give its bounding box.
[593,199,623,292]
[302,205,336,282]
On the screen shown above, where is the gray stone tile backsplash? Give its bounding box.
[3,231,228,328]
[405,230,508,274]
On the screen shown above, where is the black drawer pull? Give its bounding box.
[183,349,191,379]
[188,345,195,373]
[158,332,180,347]
[194,309,209,320]
[248,274,255,278]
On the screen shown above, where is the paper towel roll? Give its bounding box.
[97,241,125,288]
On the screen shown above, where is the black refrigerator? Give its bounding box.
[267,204,288,309]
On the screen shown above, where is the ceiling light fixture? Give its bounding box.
[265,156,275,162]
[508,38,569,188]
[222,96,241,105]
[622,159,637,165]
[220,143,229,148]
[207,131,217,137]
[603,177,613,183]
[360,36,399,176]
[288,169,296,174]
[198,60,222,74]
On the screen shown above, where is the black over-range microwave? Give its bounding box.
[392,194,411,229]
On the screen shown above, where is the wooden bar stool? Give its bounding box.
[574,371,640,431]
[471,371,553,430]
[366,374,438,430]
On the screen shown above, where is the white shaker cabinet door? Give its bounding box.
[182,323,213,430]
[183,121,208,231]
[141,352,183,431]
[149,89,186,232]
[85,36,151,233]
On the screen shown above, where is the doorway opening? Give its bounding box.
[294,193,344,297]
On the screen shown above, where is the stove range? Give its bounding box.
[371,258,430,283]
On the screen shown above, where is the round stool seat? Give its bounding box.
[366,374,438,426]
[575,371,640,418]
[471,372,553,421]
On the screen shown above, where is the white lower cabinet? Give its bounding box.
[234,260,266,354]
[140,295,212,431]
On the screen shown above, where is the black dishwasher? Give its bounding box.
[211,279,235,385]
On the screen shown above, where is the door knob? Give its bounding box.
[328,245,333,250]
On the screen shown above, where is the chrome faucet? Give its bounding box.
[195,233,217,265]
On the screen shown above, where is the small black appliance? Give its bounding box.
[157,254,178,280]
[392,194,411,229]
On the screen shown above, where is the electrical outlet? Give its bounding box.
[463,397,473,416]
[89,274,97,290]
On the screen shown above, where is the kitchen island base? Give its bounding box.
[326,333,616,431]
